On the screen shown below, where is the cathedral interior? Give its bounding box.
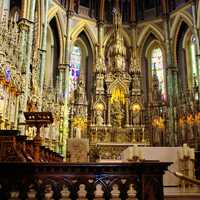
[0,0,200,199]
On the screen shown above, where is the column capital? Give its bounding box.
[18,18,34,31]
[97,20,104,26]
[59,64,68,71]
[67,10,74,18]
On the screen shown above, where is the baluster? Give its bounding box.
[127,184,137,200]
[60,184,71,200]
[27,188,37,200]
[44,184,54,200]
[9,190,20,200]
[94,184,104,199]
[110,184,120,200]
[77,184,87,200]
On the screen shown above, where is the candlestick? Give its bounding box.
[142,127,145,143]
[132,128,136,143]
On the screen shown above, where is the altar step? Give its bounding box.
[165,195,200,200]
[164,186,200,200]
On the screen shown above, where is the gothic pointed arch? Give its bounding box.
[103,28,131,49]
[174,20,190,92]
[69,30,94,103]
[170,12,193,42]
[137,24,164,49]
[70,23,97,59]
[145,40,166,101]
[108,79,129,96]
[48,4,59,21]
[140,31,164,103]
[44,16,62,88]
[47,10,65,63]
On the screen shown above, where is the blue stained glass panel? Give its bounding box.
[69,46,81,93]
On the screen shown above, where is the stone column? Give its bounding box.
[7,88,12,129]
[162,1,178,146]
[98,20,104,59]
[191,0,200,149]
[61,10,74,158]
[18,0,36,134]
[125,97,129,127]
[107,96,111,126]
[17,21,29,133]
[130,0,136,23]
[191,0,200,109]
[14,94,20,129]
[39,0,49,109]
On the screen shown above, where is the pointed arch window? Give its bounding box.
[69,46,81,93]
[151,47,166,100]
[190,35,197,80]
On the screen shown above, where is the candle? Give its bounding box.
[178,149,184,160]
[189,148,195,160]
[183,144,188,157]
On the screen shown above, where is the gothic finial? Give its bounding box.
[113,7,122,30]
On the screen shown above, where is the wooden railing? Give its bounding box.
[0,130,63,162]
[0,162,171,200]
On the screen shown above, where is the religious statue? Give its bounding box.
[27,96,38,112]
[96,110,104,126]
[77,80,85,102]
[132,74,141,90]
[75,127,81,139]
[96,73,104,91]
[96,55,105,74]
[111,101,124,127]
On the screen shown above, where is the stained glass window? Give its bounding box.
[190,36,197,78]
[69,46,81,93]
[151,48,166,99]
[5,66,11,83]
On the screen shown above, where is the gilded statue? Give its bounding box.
[111,101,124,127]
[96,110,104,126]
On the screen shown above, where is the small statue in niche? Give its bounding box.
[132,112,140,125]
[103,130,110,142]
[96,74,104,91]
[27,96,38,112]
[111,101,124,128]
[96,110,104,126]
[132,75,140,90]
[74,127,81,139]
[76,81,85,102]
[96,55,105,73]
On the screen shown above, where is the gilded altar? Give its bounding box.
[69,9,148,160]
